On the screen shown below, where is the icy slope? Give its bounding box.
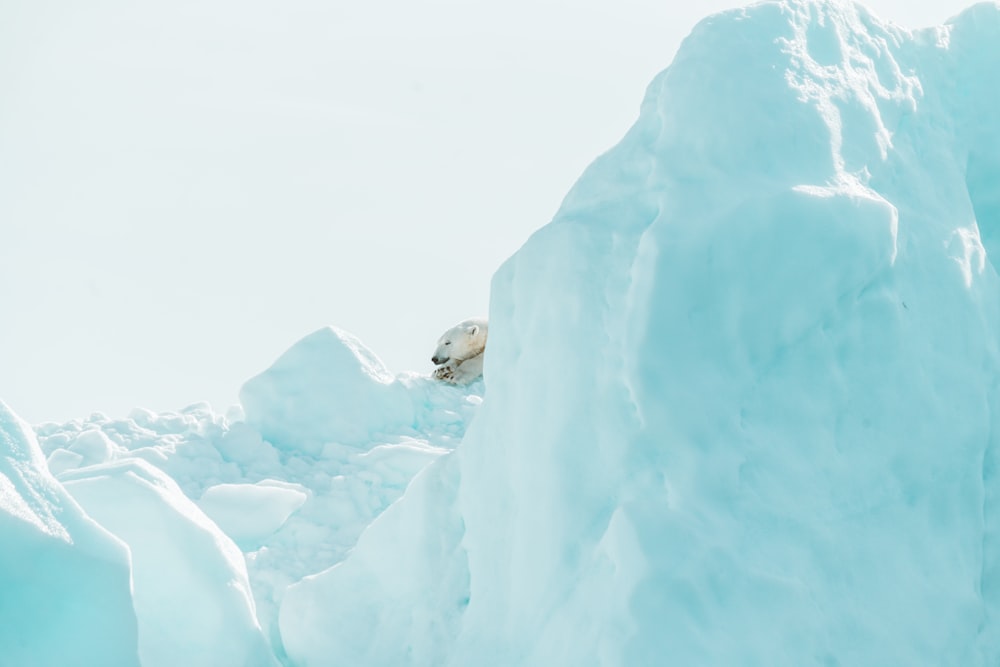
[29,326,482,663]
[0,402,140,667]
[281,1,1000,665]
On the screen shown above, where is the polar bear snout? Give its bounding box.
[431,355,448,365]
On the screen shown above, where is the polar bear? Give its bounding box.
[431,318,488,385]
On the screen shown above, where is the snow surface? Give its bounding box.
[3,0,1000,665]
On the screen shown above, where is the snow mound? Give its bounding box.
[279,2,1000,665]
[198,480,309,550]
[239,326,415,452]
[0,401,139,667]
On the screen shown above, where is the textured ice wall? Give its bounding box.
[281,1,1000,665]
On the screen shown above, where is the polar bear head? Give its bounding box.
[431,318,488,366]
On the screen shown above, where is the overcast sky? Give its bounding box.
[0,0,977,423]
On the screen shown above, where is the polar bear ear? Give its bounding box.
[467,324,479,336]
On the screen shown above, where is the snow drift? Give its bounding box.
[281,1,1000,666]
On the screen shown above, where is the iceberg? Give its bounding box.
[280,1,1000,665]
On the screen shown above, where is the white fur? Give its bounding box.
[431,318,488,385]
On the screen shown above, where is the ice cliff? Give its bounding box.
[282,1,1000,665]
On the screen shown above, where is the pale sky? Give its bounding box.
[0,0,976,423]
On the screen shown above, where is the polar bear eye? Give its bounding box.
[444,341,451,346]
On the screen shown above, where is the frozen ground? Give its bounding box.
[3,0,1000,665]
